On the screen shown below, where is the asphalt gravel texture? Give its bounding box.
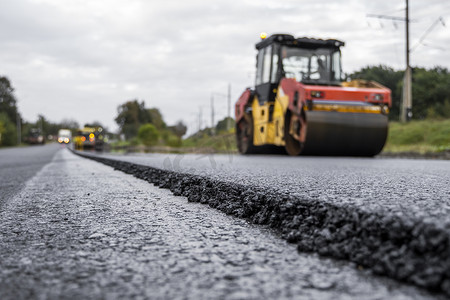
[1,146,443,299]
[75,150,450,296]
[0,144,61,207]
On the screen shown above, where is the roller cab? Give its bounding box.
[235,34,391,156]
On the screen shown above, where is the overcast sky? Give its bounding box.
[1,0,449,135]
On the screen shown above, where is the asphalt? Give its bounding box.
[0,143,61,207]
[75,150,450,295]
[1,148,442,299]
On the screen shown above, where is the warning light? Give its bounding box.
[89,133,95,139]
[81,136,86,142]
[260,32,267,40]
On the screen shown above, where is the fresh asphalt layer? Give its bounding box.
[1,147,443,299]
[75,150,450,295]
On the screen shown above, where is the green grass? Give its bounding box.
[182,129,237,153]
[182,119,450,155]
[110,119,450,155]
[383,119,450,153]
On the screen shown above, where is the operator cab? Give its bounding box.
[254,34,344,104]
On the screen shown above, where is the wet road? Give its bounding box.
[0,146,445,299]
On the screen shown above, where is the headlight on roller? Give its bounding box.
[370,93,384,101]
[311,91,325,98]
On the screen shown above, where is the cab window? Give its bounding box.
[262,46,272,83]
[255,49,264,85]
[271,44,279,83]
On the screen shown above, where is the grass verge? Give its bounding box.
[384,119,450,154]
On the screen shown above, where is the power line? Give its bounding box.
[366,14,407,22]
[410,17,446,52]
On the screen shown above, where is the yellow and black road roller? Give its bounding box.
[235,33,391,156]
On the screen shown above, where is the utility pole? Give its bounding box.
[403,0,412,122]
[227,83,231,131]
[368,3,445,121]
[211,95,215,135]
[367,0,411,122]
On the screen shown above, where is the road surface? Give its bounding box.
[78,150,450,295]
[0,144,61,207]
[0,145,447,299]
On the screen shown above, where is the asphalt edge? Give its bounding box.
[74,150,450,296]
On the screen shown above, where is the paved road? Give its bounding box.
[77,151,450,295]
[0,143,62,207]
[0,147,444,299]
[85,152,450,223]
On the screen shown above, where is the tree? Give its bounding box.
[0,119,5,144]
[0,76,19,125]
[0,76,21,146]
[0,112,16,146]
[115,100,168,140]
[411,67,450,119]
[37,114,51,136]
[115,100,147,139]
[215,117,235,133]
[168,121,187,138]
[60,119,79,128]
[84,121,106,130]
[147,108,166,129]
[138,123,159,146]
[164,120,187,147]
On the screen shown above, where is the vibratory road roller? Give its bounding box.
[235,33,392,156]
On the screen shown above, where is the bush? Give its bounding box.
[165,134,181,147]
[129,137,140,146]
[137,123,159,146]
[0,112,17,146]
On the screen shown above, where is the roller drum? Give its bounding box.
[301,111,388,156]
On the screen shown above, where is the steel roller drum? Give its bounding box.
[301,110,389,156]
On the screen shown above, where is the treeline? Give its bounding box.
[22,115,82,143]
[114,100,186,147]
[349,65,450,120]
[0,77,19,146]
[0,75,107,147]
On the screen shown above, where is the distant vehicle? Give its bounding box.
[27,128,45,145]
[57,129,72,144]
[74,127,105,150]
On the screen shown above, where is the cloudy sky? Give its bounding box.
[1,0,449,134]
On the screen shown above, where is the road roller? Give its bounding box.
[235,33,391,156]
